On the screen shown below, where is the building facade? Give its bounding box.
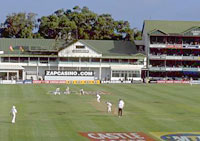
[0,39,145,81]
[143,20,200,81]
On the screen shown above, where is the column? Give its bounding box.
[22,70,25,80]
[99,67,102,80]
[17,71,19,80]
[7,72,9,80]
[48,57,50,70]
[37,58,39,80]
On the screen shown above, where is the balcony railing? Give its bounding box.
[149,54,200,60]
[149,66,200,71]
[150,43,200,49]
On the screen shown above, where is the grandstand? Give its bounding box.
[142,20,200,82]
[0,39,145,83]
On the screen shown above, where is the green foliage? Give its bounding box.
[0,6,140,41]
[38,6,136,41]
[1,13,37,38]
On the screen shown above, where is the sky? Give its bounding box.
[1,0,200,30]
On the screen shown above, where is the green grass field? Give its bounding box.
[0,84,200,141]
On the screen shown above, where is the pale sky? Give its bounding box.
[0,0,200,30]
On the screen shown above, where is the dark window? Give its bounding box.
[76,45,85,49]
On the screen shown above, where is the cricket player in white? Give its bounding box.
[64,86,70,95]
[55,87,61,95]
[106,102,112,112]
[80,88,84,95]
[118,99,125,117]
[10,106,17,123]
[190,77,193,86]
[96,94,101,103]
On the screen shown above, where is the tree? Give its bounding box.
[1,12,37,38]
[38,6,135,41]
[38,9,77,39]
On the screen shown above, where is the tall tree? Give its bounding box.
[1,12,37,38]
[38,6,135,41]
[38,9,77,39]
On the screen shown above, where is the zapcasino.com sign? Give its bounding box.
[151,132,200,141]
[45,70,94,76]
[79,132,155,141]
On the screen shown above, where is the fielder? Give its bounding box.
[64,86,70,95]
[106,102,112,112]
[10,105,17,123]
[80,88,84,95]
[96,93,101,103]
[190,77,193,86]
[118,99,125,117]
[54,87,61,95]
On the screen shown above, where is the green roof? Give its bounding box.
[79,40,145,59]
[143,20,200,35]
[0,38,57,55]
[0,38,145,59]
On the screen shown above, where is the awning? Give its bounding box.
[0,65,24,70]
[111,65,143,71]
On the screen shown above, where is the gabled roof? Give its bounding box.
[143,20,200,35]
[0,38,145,59]
[148,29,168,35]
[79,40,145,59]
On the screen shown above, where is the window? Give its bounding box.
[81,58,89,62]
[102,59,109,63]
[110,59,119,63]
[76,45,85,49]
[112,70,140,78]
[60,58,68,62]
[68,57,79,62]
[49,58,57,62]
[30,57,38,62]
[40,58,48,64]
[1,57,9,62]
[20,57,28,63]
[91,58,100,62]
[10,57,19,63]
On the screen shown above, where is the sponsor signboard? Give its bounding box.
[183,44,199,49]
[167,44,182,48]
[80,132,155,141]
[101,81,132,84]
[45,70,94,76]
[151,132,200,141]
[23,79,33,84]
[166,68,182,71]
[16,80,24,84]
[33,80,100,84]
[157,80,190,84]
[150,44,166,48]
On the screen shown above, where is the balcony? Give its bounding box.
[149,54,200,60]
[149,66,200,72]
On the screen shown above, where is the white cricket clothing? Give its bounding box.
[11,106,17,123]
[118,100,125,109]
[80,89,84,95]
[55,88,61,95]
[65,87,70,94]
[97,94,101,102]
[106,102,112,112]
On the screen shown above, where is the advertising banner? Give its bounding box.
[80,132,155,141]
[151,132,200,141]
[157,80,190,84]
[167,44,182,48]
[183,44,199,49]
[33,80,100,84]
[45,70,94,76]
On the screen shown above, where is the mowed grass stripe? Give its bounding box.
[0,84,200,141]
